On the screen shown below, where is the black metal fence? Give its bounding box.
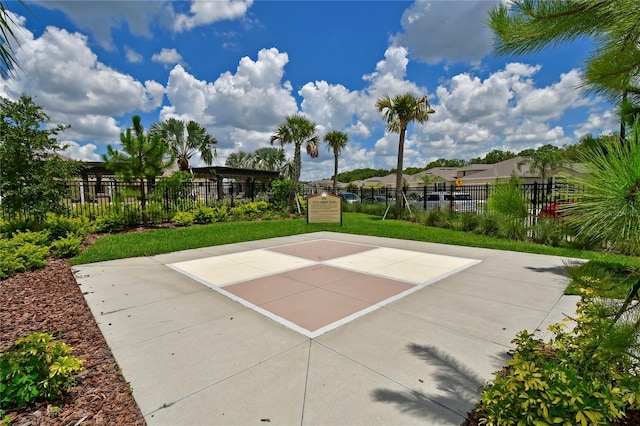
[300,182,582,227]
[56,179,272,223]
[2,179,581,228]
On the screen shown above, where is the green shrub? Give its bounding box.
[495,216,529,241]
[475,213,501,236]
[51,233,83,258]
[0,332,84,408]
[487,174,529,219]
[193,206,216,224]
[0,232,50,278]
[421,209,450,228]
[269,179,292,210]
[447,212,481,232]
[229,201,270,220]
[479,298,640,425]
[6,231,50,247]
[94,213,124,233]
[531,217,567,247]
[145,202,165,225]
[0,218,39,237]
[172,211,194,227]
[43,213,90,242]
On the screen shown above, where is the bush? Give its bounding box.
[479,297,640,425]
[0,218,39,237]
[229,201,270,220]
[0,332,84,408]
[51,233,83,258]
[43,213,90,242]
[172,211,194,227]
[531,217,567,247]
[193,206,216,224]
[269,179,292,210]
[0,232,50,278]
[94,213,125,233]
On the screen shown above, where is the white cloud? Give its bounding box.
[125,47,143,64]
[30,0,169,49]
[174,0,254,32]
[0,16,164,149]
[159,48,298,154]
[152,48,183,67]
[61,140,101,162]
[393,0,498,65]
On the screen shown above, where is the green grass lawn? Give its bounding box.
[72,212,640,269]
[71,212,639,299]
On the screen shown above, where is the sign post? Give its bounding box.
[307,193,342,225]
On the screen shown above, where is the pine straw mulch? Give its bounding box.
[0,257,145,425]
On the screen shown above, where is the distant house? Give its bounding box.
[336,156,585,190]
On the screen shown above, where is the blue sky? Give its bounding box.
[1,0,618,181]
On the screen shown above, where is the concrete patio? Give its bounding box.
[72,232,580,425]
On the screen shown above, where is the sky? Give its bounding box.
[1,0,620,181]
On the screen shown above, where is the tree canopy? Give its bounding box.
[103,115,173,212]
[376,92,434,218]
[487,0,640,104]
[149,118,217,172]
[0,95,78,220]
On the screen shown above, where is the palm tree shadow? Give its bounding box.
[371,343,509,423]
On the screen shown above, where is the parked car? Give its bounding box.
[539,200,574,218]
[362,195,390,204]
[421,192,479,212]
[340,192,361,204]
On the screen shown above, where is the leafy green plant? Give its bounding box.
[229,201,270,220]
[563,123,640,255]
[486,174,530,240]
[0,332,85,408]
[0,232,50,278]
[531,217,567,247]
[480,316,639,424]
[172,211,194,227]
[51,233,83,258]
[193,206,216,224]
[269,178,292,210]
[43,213,90,242]
[94,213,125,233]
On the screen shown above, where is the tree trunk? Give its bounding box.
[333,152,339,193]
[289,143,302,212]
[395,128,406,219]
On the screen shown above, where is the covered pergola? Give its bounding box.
[191,166,281,201]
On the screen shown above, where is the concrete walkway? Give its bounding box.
[72,232,580,425]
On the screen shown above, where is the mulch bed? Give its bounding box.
[0,257,145,425]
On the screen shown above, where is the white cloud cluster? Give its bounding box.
[0,15,164,152]
[158,48,298,161]
[174,0,254,32]
[393,0,498,65]
[30,0,169,49]
[152,48,184,67]
[1,1,619,181]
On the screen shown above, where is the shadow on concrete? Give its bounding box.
[524,265,567,277]
[372,343,506,424]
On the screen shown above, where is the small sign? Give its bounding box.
[307,193,342,225]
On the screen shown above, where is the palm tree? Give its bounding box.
[376,93,435,218]
[270,114,319,211]
[324,130,348,193]
[225,151,253,169]
[1,1,26,79]
[150,118,217,172]
[252,147,287,171]
[518,145,565,184]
